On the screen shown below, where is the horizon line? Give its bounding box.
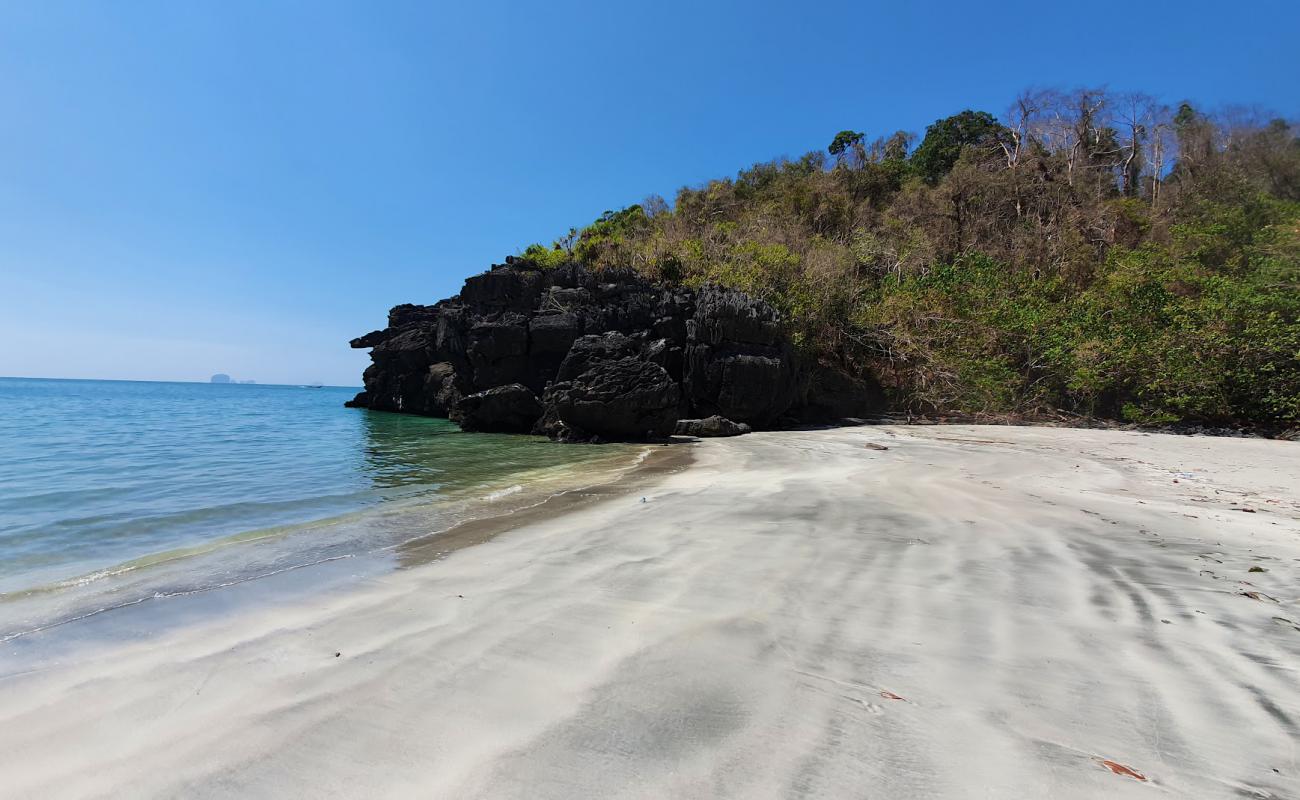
[0,375,363,389]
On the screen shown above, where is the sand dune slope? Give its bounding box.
[1,426,1297,799]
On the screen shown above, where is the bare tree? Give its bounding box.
[1000,89,1049,170]
[997,90,1051,218]
[1113,92,1158,197]
[1032,88,1110,188]
[1142,104,1175,208]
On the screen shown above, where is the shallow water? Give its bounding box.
[0,378,639,639]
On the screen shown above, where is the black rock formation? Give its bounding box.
[347,259,882,440]
[450,383,543,433]
[536,333,681,442]
[675,416,753,437]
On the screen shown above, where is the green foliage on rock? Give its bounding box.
[517,242,570,269]
[573,205,652,268]
[524,88,1300,428]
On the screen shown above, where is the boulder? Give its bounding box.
[555,332,639,381]
[450,384,542,433]
[539,358,680,442]
[674,416,752,437]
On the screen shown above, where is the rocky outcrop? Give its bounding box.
[450,383,543,433]
[681,287,799,427]
[347,259,882,440]
[536,334,681,441]
[675,416,752,437]
[792,366,886,422]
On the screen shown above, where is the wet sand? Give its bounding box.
[1,426,1296,798]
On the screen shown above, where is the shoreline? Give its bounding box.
[0,441,684,658]
[1,425,1297,798]
[395,442,693,570]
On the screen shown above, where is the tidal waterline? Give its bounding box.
[0,378,643,640]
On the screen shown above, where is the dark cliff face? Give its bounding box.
[346,260,882,440]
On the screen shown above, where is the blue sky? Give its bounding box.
[1,1,1296,385]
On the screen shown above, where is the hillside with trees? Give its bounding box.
[517,88,1300,429]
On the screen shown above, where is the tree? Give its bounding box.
[1028,89,1109,188]
[997,90,1051,218]
[1113,92,1156,197]
[1172,102,1216,180]
[1141,105,1176,207]
[910,110,1007,183]
[828,130,865,167]
[882,130,913,162]
[999,90,1048,170]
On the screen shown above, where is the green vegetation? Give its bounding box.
[520,88,1300,428]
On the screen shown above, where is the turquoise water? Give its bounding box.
[0,378,637,638]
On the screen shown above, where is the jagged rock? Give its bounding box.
[538,357,680,442]
[641,337,685,383]
[424,362,466,414]
[460,264,545,309]
[346,261,880,441]
[529,313,583,355]
[689,286,783,346]
[682,287,799,426]
[555,332,639,380]
[387,303,441,327]
[674,416,752,437]
[684,349,797,427]
[349,330,390,349]
[467,315,530,390]
[450,384,542,433]
[795,366,886,422]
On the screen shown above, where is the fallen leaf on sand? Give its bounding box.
[1234,507,1257,513]
[879,690,905,700]
[864,443,889,451]
[1097,759,1146,781]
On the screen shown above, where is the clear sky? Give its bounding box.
[1,1,1296,385]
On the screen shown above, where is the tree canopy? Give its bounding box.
[909,109,1007,183]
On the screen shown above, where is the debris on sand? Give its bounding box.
[1097,759,1147,781]
[1240,590,1278,602]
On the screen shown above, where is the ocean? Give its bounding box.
[0,377,640,642]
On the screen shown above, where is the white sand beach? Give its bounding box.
[1,425,1297,799]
